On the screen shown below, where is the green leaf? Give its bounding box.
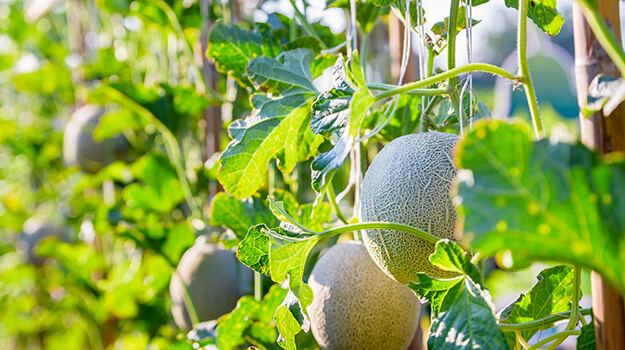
[214,285,288,349]
[455,120,625,293]
[268,231,318,306]
[122,155,185,213]
[371,0,396,7]
[429,240,481,285]
[217,297,260,349]
[310,53,374,201]
[431,6,482,41]
[409,275,464,317]
[238,224,272,276]
[210,193,279,240]
[275,304,301,350]
[428,278,508,349]
[504,0,564,36]
[577,320,596,350]
[282,36,323,56]
[584,74,625,118]
[207,22,279,87]
[218,49,323,199]
[499,266,579,347]
[409,240,483,316]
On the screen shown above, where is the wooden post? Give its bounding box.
[388,11,419,83]
[572,1,625,349]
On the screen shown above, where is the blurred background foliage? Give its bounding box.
[0,0,587,349]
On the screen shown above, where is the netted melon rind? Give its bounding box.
[308,241,420,350]
[360,132,459,284]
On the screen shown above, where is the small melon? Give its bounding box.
[169,242,247,331]
[308,241,420,350]
[18,217,67,266]
[63,105,127,173]
[360,132,459,284]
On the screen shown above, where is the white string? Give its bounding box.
[348,0,357,57]
[417,0,427,130]
[357,0,412,142]
[459,0,474,136]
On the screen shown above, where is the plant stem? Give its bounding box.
[254,271,262,301]
[374,63,519,101]
[499,308,592,332]
[517,0,544,138]
[527,330,581,350]
[515,331,531,349]
[368,84,450,96]
[447,0,460,77]
[576,0,625,76]
[318,221,439,243]
[327,185,348,225]
[288,0,328,49]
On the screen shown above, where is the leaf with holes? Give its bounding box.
[310,53,373,203]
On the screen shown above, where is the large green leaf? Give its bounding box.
[499,266,579,347]
[504,0,564,36]
[455,120,625,293]
[218,49,324,199]
[207,22,280,87]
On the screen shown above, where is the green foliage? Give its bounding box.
[504,0,564,36]
[409,241,508,349]
[499,266,580,347]
[456,120,625,293]
[218,49,323,199]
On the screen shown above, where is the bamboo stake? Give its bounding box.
[572,1,625,349]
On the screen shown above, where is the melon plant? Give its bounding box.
[360,132,460,284]
[308,241,420,350]
[169,241,246,331]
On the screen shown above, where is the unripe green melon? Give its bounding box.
[360,132,460,284]
[18,217,67,266]
[63,105,127,173]
[308,241,420,350]
[169,242,245,331]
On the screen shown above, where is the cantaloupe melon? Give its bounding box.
[169,242,245,331]
[63,105,127,173]
[18,217,67,266]
[308,241,420,350]
[360,132,459,284]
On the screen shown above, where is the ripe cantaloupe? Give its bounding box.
[308,241,420,350]
[169,242,244,331]
[360,132,459,284]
